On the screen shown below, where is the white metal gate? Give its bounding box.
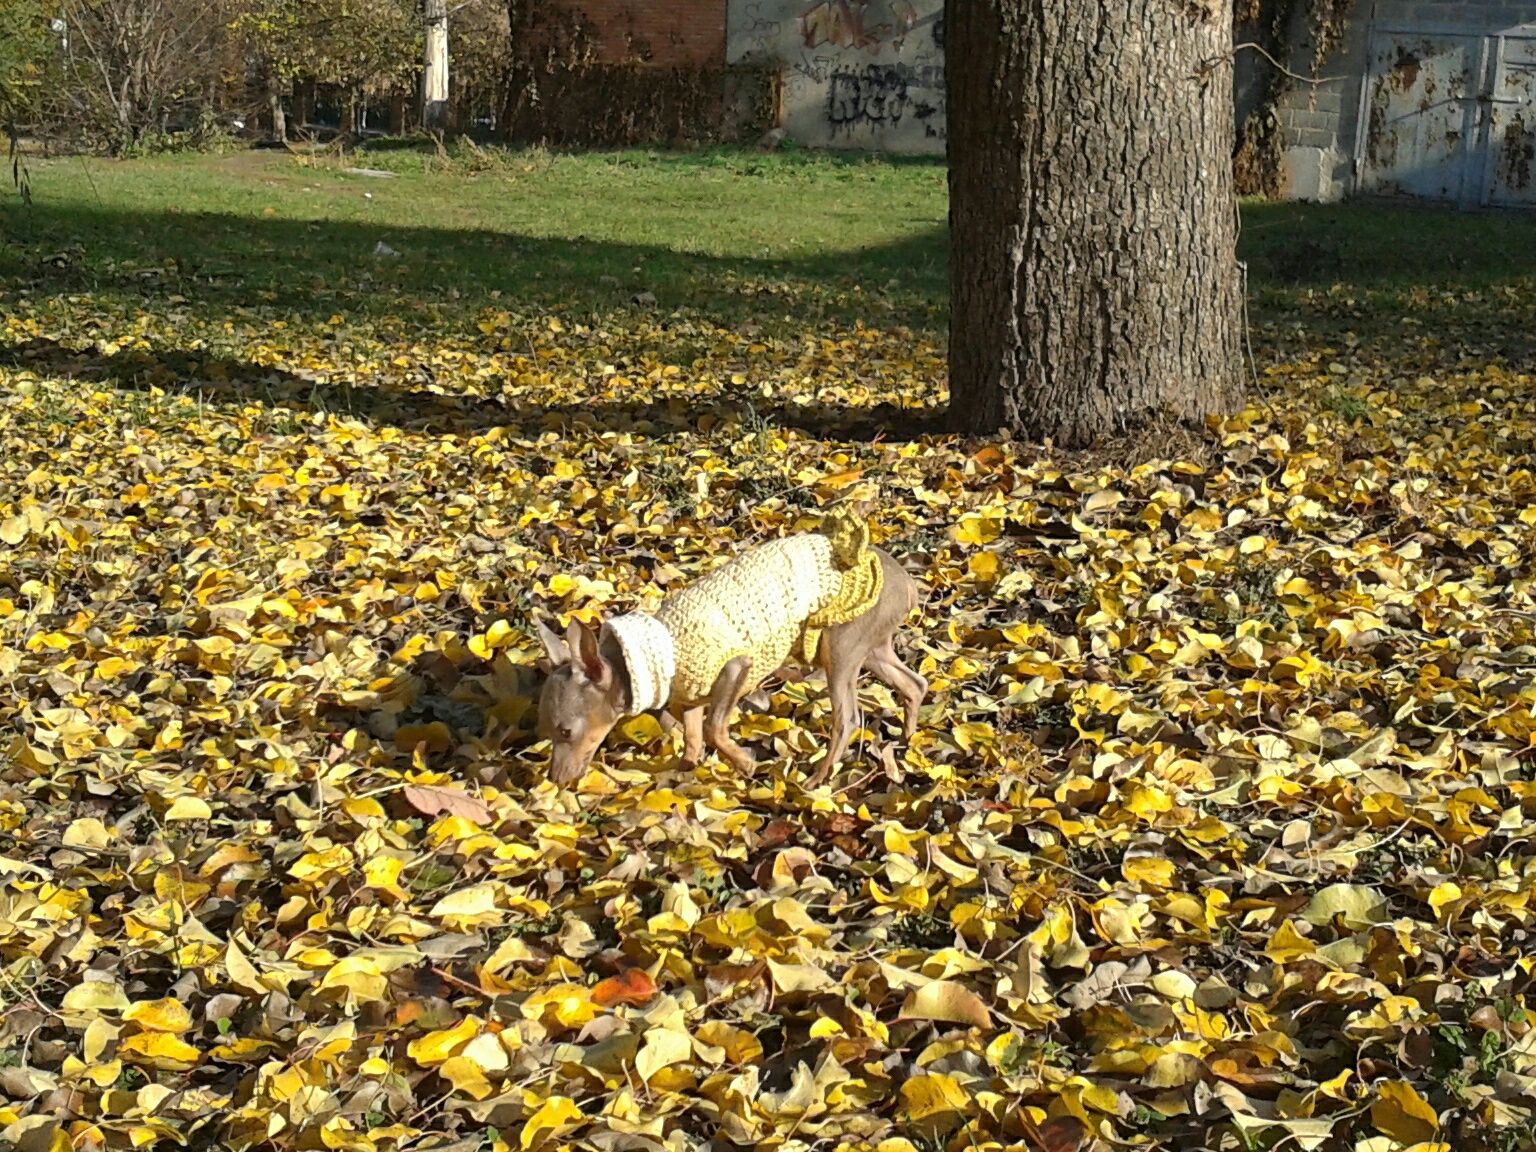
[1357,30,1481,204]
[1483,34,1536,206]
[1356,27,1536,208]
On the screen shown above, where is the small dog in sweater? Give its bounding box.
[536,512,927,786]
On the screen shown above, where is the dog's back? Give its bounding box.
[656,535,843,706]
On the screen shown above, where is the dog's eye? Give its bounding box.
[557,726,573,741]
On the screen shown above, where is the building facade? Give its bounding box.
[543,0,944,152]
[1245,0,1536,205]
[561,1,1536,206]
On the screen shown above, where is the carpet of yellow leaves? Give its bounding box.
[3,288,1536,1152]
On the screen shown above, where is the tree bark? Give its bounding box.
[422,0,450,132]
[945,0,1244,447]
[294,81,314,131]
[267,77,286,145]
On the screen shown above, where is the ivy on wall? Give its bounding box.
[498,1,776,147]
[1233,0,1356,196]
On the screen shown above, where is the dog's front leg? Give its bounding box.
[660,709,706,767]
[704,656,756,773]
[681,707,706,766]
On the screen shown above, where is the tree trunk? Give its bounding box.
[267,78,286,145]
[422,0,450,132]
[945,0,1244,447]
[294,81,314,131]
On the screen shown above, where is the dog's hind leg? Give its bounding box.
[804,552,922,788]
[864,640,927,740]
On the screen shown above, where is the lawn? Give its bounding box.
[4,147,950,334]
[4,146,1536,1152]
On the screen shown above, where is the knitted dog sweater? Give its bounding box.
[602,515,883,712]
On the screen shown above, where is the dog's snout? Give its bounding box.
[547,731,602,785]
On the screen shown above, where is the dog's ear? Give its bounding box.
[565,619,611,688]
[535,616,569,673]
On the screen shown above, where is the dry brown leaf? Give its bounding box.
[403,785,493,824]
[898,979,991,1029]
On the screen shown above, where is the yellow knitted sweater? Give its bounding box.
[647,518,883,708]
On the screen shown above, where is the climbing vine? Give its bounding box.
[1233,0,1356,196]
[496,0,775,147]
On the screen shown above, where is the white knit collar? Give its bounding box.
[601,613,676,713]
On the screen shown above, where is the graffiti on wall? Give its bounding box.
[825,62,944,138]
[798,0,918,53]
[727,0,944,152]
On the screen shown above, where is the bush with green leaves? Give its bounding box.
[0,0,52,129]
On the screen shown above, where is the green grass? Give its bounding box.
[1238,197,1536,316]
[0,146,950,336]
[6,142,1536,347]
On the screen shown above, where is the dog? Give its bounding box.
[535,514,926,787]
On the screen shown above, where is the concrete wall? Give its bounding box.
[561,0,1536,197]
[1262,0,1536,201]
[726,0,945,154]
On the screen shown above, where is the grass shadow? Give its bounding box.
[8,187,1535,335]
[1238,198,1536,295]
[0,199,949,338]
[7,148,1536,441]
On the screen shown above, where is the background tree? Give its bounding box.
[945,0,1245,447]
[1,0,49,206]
[1,0,50,129]
[314,0,419,135]
[448,0,509,131]
[52,0,238,153]
[232,0,305,142]
[235,0,418,138]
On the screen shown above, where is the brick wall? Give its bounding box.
[502,0,769,147]
[568,0,727,67]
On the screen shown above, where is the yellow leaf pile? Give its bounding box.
[4,188,1536,1152]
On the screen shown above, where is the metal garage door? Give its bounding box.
[1356,30,1482,205]
[1357,26,1536,208]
